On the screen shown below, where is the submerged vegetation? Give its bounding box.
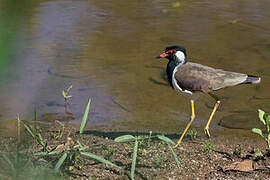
[62,85,73,103]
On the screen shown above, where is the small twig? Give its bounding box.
[213,149,233,160]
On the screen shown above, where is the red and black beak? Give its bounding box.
[156,52,169,59]
[156,49,176,59]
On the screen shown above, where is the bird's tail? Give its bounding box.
[242,75,261,84]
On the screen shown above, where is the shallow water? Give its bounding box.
[0,0,269,134]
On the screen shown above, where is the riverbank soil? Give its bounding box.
[0,124,269,179]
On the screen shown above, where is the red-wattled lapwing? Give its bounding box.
[156,45,261,147]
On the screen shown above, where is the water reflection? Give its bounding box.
[0,0,269,134]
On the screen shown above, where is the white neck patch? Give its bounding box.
[172,63,193,94]
[175,51,186,64]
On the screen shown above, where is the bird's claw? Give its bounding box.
[174,143,180,148]
[204,128,211,138]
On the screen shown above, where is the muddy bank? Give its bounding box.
[0,123,269,179]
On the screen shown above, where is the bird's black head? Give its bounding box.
[156,45,187,65]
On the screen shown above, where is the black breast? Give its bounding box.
[166,60,177,88]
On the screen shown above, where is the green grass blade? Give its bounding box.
[17,114,21,141]
[37,133,47,148]
[34,108,37,131]
[115,135,135,143]
[157,135,175,145]
[2,154,15,172]
[54,152,67,172]
[62,90,66,98]
[80,98,91,134]
[77,140,83,148]
[67,85,73,92]
[34,152,48,156]
[268,134,270,149]
[168,144,181,170]
[252,128,264,137]
[80,152,118,167]
[258,109,266,125]
[131,139,138,180]
[24,124,35,138]
[48,150,60,155]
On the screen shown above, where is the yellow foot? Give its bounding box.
[174,140,182,148]
[204,128,211,138]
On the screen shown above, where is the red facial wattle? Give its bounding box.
[156,49,176,59]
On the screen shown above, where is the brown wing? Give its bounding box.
[174,62,248,93]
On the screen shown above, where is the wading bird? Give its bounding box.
[156,45,261,147]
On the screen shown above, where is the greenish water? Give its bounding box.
[0,0,269,134]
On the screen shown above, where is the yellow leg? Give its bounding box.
[204,100,220,137]
[175,99,195,147]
